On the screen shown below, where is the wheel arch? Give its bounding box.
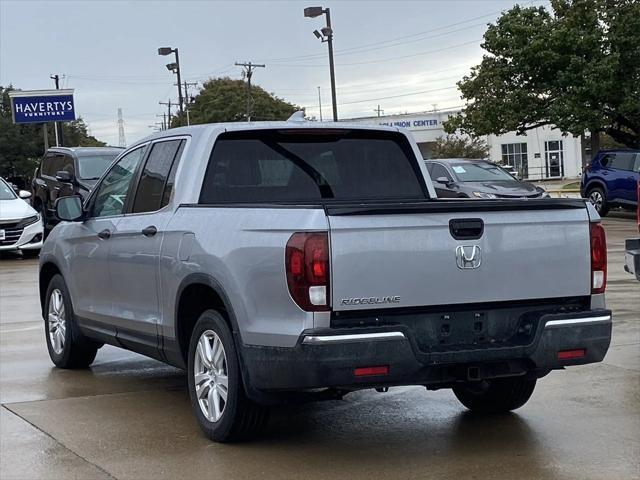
[39,261,62,316]
[174,273,241,368]
[585,179,609,197]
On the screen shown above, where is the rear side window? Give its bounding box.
[199,130,426,203]
[131,139,185,213]
[610,152,637,171]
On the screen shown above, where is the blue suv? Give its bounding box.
[581,149,640,216]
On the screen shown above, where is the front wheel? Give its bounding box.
[453,377,536,414]
[187,310,269,442]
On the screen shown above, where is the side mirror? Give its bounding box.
[18,190,32,199]
[56,170,75,183]
[436,176,452,186]
[55,196,84,222]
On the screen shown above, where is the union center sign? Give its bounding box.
[8,89,76,124]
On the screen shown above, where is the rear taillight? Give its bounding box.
[590,222,607,294]
[285,232,330,311]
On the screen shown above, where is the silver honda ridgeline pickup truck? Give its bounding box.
[42,121,612,442]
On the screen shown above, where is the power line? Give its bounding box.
[260,2,545,64]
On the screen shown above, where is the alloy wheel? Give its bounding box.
[48,289,67,355]
[589,190,603,212]
[193,330,229,422]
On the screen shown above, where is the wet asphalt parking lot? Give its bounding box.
[0,214,638,480]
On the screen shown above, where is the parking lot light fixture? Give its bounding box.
[304,6,338,121]
[157,47,184,118]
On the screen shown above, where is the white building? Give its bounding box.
[347,109,585,180]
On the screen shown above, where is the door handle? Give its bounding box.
[98,229,111,240]
[142,226,157,237]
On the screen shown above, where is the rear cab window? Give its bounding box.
[199,129,428,204]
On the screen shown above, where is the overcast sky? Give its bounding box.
[1,0,548,146]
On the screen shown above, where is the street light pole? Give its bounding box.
[50,74,63,146]
[158,47,184,122]
[304,6,338,121]
[174,49,184,117]
[324,8,338,122]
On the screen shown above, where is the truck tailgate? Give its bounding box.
[328,200,591,311]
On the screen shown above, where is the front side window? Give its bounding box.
[92,147,146,218]
[132,139,185,213]
[60,155,75,176]
[429,163,452,182]
[199,130,426,203]
[41,153,55,176]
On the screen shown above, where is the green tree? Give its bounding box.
[444,0,640,149]
[0,85,105,181]
[173,77,299,126]
[431,135,490,159]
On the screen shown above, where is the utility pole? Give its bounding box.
[318,86,323,122]
[50,74,63,146]
[159,100,173,129]
[235,61,265,121]
[374,105,384,117]
[117,108,126,147]
[156,114,166,131]
[182,81,198,126]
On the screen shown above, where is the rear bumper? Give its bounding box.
[625,238,640,281]
[241,310,612,393]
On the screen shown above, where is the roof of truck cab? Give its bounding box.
[46,146,124,156]
[131,121,401,148]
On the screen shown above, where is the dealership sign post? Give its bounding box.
[8,89,75,147]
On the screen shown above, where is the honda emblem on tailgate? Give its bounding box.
[455,245,482,269]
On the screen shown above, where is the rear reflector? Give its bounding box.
[590,222,607,294]
[557,349,586,360]
[354,366,390,377]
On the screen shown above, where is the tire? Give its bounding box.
[22,249,40,259]
[587,186,609,217]
[44,274,99,369]
[453,377,537,414]
[188,310,269,442]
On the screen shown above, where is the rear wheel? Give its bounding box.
[453,377,536,413]
[587,186,609,217]
[187,310,269,442]
[44,274,99,368]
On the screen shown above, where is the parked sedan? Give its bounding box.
[0,177,43,258]
[425,158,548,199]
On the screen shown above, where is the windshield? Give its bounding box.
[0,178,17,200]
[450,162,516,182]
[78,154,119,179]
[200,130,427,203]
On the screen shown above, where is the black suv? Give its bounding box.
[32,147,122,230]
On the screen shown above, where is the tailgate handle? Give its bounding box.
[449,218,484,240]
